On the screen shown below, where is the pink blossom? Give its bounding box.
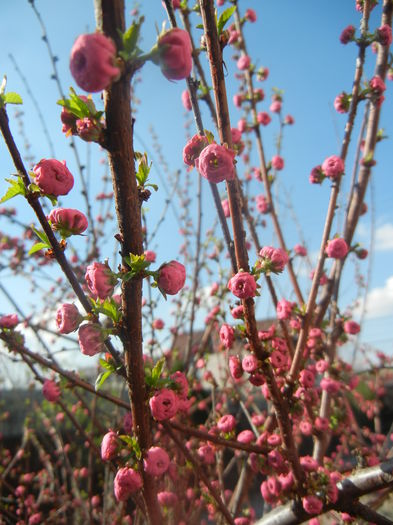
[237,430,255,443]
[233,94,243,108]
[276,299,294,320]
[259,246,289,273]
[76,117,102,142]
[144,250,156,262]
[157,260,186,295]
[343,320,360,335]
[256,194,269,213]
[181,89,192,111]
[228,272,257,299]
[144,446,170,476]
[257,66,269,81]
[299,420,313,436]
[284,114,294,125]
[28,514,42,525]
[48,208,88,237]
[123,412,133,433]
[294,244,307,256]
[257,112,271,126]
[334,92,350,114]
[114,467,142,501]
[242,354,259,373]
[229,355,243,379]
[325,238,349,259]
[219,323,234,349]
[270,100,282,113]
[302,495,323,515]
[157,491,178,506]
[42,379,61,403]
[157,28,192,80]
[183,134,209,166]
[197,444,215,464]
[369,75,386,95]
[231,305,244,319]
[228,29,241,45]
[271,155,284,170]
[195,143,236,183]
[321,155,344,180]
[339,25,355,44]
[300,455,318,472]
[237,55,251,70]
[231,128,244,155]
[237,118,247,133]
[85,262,116,299]
[316,359,329,373]
[170,371,188,399]
[152,318,164,330]
[270,350,287,368]
[78,323,105,356]
[245,9,257,22]
[299,369,315,388]
[377,24,392,46]
[0,314,19,329]
[309,165,324,184]
[56,303,81,334]
[221,198,230,218]
[33,159,74,196]
[70,33,120,92]
[101,431,119,461]
[217,414,236,433]
[320,378,340,394]
[149,388,178,420]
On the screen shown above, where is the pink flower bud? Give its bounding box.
[101,431,119,461]
[259,246,289,274]
[195,143,236,183]
[257,112,271,126]
[321,155,344,180]
[294,244,307,256]
[343,320,360,335]
[340,25,355,44]
[219,323,234,349]
[302,495,323,515]
[144,446,170,476]
[245,9,257,22]
[228,272,257,299]
[85,262,116,299]
[237,430,255,443]
[56,303,81,334]
[157,28,192,80]
[229,355,243,379]
[183,134,209,166]
[157,491,178,506]
[48,208,88,237]
[276,299,294,320]
[271,155,284,170]
[0,314,19,329]
[42,379,61,403]
[78,323,105,356]
[33,159,74,196]
[242,354,258,373]
[181,89,192,111]
[144,250,156,262]
[114,467,142,501]
[270,100,282,113]
[157,260,186,295]
[76,117,103,142]
[334,92,350,113]
[217,414,236,433]
[149,388,178,420]
[325,238,349,259]
[377,24,392,46]
[221,198,230,218]
[256,194,269,213]
[197,444,215,464]
[237,55,251,70]
[70,33,120,92]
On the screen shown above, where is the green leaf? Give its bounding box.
[99,357,116,371]
[3,92,23,105]
[95,370,113,391]
[32,226,50,246]
[151,357,165,384]
[28,242,50,256]
[217,6,236,35]
[0,177,26,204]
[123,22,140,55]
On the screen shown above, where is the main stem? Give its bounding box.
[94,1,161,522]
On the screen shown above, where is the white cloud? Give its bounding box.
[357,222,393,252]
[375,223,393,251]
[355,275,393,319]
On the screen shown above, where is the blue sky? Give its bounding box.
[0,0,392,375]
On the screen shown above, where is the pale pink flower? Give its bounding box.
[56,303,80,334]
[143,446,170,476]
[242,354,258,373]
[157,261,186,295]
[325,238,349,259]
[294,244,307,256]
[259,246,288,273]
[321,155,344,179]
[237,55,251,70]
[183,134,209,166]
[48,208,88,236]
[271,155,284,170]
[85,262,116,299]
[181,89,192,111]
[217,414,236,433]
[257,112,271,126]
[245,9,257,22]
[101,431,119,461]
[276,299,294,320]
[0,314,19,329]
[228,272,257,299]
[302,495,323,515]
[149,388,178,421]
[42,379,61,403]
[219,323,234,349]
[157,28,192,80]
[78,323,105,356]
[343,320,360,335]
[114,467,142,501]
[339,25,355,44]
[195,143,236,183]
[33,159,74,196]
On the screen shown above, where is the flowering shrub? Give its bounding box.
[0,1,392,525]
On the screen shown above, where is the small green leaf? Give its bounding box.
[0,177,26,204]
[123,23,140,55]
[28,242,50,256]
[151,357,165,384]
[32,226,50,246]
[217,6,236,35]
[99,357,116,371]
[3,92,23,105]
[95,370,113,391]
